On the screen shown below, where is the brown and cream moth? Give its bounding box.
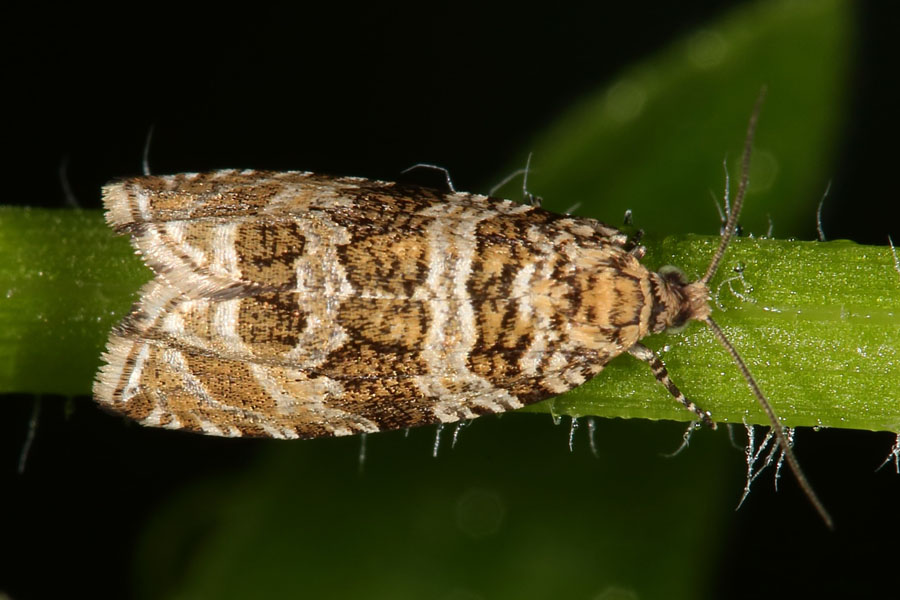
[94,92,832,527]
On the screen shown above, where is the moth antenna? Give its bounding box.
[704,316,833,529]
[699,87,832,528]
[702,86,767,285]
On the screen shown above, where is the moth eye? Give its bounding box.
[666,316,690,334]
[658,264,688,287]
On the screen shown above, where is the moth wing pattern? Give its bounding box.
[95,170,655,439]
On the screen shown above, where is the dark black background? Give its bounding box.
[4,1,899,598]
[10,1,899,240]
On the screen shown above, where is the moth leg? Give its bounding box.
[519,152,542,207]
[621,210,645,255]
[487,153,542,206]
[401,163,456,192]
[627,343,715,428]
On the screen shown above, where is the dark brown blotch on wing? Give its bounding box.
[316,298,430,377]
[237,292,306,355]
[336,209,432,297]
[467,216,544,299]
[329,377,439,431]
[234,220,305,288]
[466,298,535,384]
[354,180,447,212]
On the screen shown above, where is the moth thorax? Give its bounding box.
[649,266,712,334]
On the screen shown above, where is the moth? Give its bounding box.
[94,92,831,526]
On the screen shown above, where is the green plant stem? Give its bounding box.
[0,207,148,395]
[2,206,897,432]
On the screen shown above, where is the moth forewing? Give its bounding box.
[95,171,646,439]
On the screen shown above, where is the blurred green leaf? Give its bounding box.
[506,0,852,240]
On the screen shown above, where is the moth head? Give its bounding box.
[654,265,711,333]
